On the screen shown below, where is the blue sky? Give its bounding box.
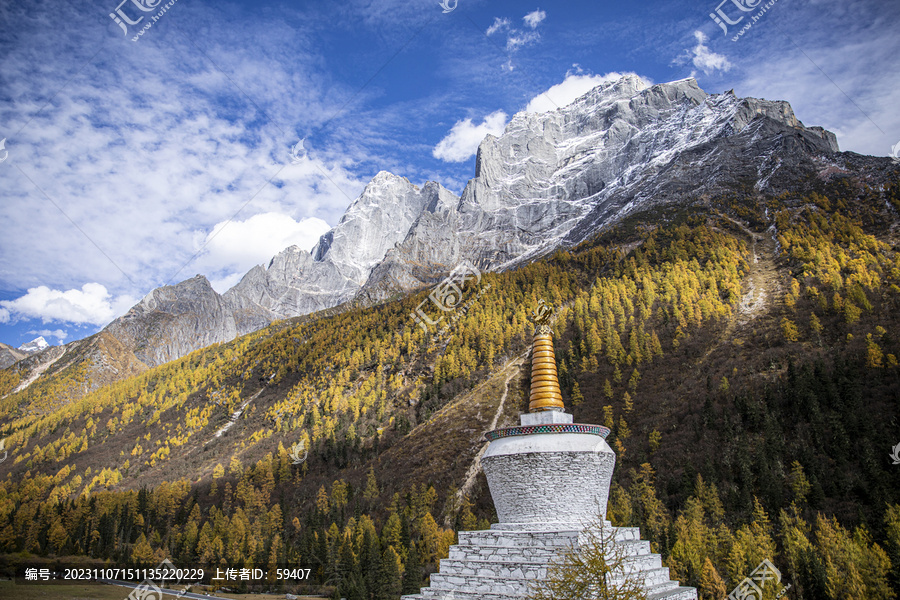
[0,0,898,349]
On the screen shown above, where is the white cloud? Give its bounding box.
[0,309,8,324]
[523,9,546,29]
[0,1,371,322]
[506,31,541,52]
[193,212,331,292]
[685,30,733,75]
[525,71,651,113]
[432,110,509,162]
[485,12,542,58]
[27,329,68,342]
[208,273,246,295]
[0,284,136,327]
[486,17,510,36]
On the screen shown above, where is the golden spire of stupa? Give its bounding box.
[528,301,565,412]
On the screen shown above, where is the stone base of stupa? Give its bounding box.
[402,411,697,600]
[401,521,697,600]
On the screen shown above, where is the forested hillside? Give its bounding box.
[1,173,899,599]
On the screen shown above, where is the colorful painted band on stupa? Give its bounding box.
[483,423,611,442]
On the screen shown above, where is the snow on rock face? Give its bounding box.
[362,76,838,299]
[311,172,434,283]
[18,336,49,354]
[103,75,843,366]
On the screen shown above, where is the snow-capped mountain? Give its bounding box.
[104,75,849,366]
[361,76,838,299]
[18,336,49,354]
[225,172,457,321]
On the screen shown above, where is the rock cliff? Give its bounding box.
[103,75,844,366]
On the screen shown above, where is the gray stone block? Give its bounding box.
[519,411,573,425]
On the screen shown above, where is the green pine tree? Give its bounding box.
[376,545,403,600]
[401,543,422,595]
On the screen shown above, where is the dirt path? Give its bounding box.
[697,215,781,365]
[206,387,265,444]
[720,215,780,326]
[451,353,527,513]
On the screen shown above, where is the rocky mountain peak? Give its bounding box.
[129,274,214,316]
[18,336,49,354]
[101,75,847,366]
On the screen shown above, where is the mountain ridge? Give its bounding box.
[89,75,846,369]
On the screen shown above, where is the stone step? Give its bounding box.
[404,582,698,600]
[457,529,581,547]
[638,566,673,587]
[650,585,699,600]
[448,538,653,562]
[623,551,665,572]
[428,565,675,597]
[404,570,690,600]
[647,580,679,596]
[404,590,513,600]
[489,521,643,538]
[437,558,546,580]
[431,562,678,594]
[458,525,645,547]
[440,551,665,579]
[614,526,643,541]
[403,525,696,600]
[448,544,558,561]
[490,520,606,531]
[428,572,532,596]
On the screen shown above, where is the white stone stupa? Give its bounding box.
[402,304,697,600]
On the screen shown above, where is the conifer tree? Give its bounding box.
[355,522,379,586]
[316,485,330,514]
[726,498,775,586]
[607,484,632,527]
[401,543,422,594]
[781,318,799,342]
[629,464,670,553]
[571,382,584,407]
[815,515,893,600]
[375,544,402,600]
[884,504,900,592]
[361,468,380,509]
[131,532,155,565]
[698,557,726,600]
[603,406,615,430]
